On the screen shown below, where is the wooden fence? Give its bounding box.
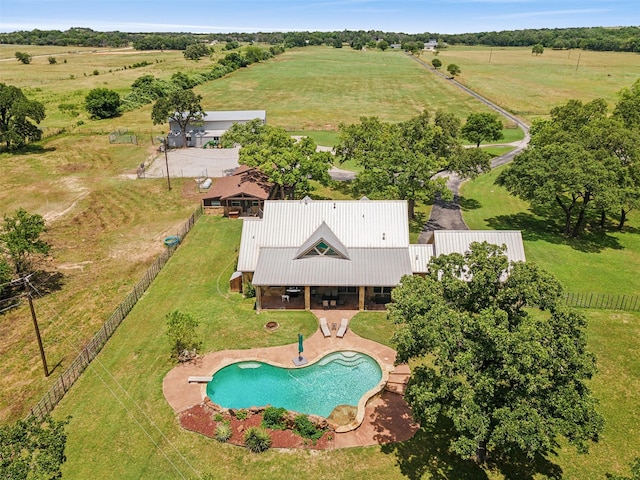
[563,292,640,312]
[29,206,203,420]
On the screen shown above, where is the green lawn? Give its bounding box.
[460,166,640,295]
[51,215,640,479]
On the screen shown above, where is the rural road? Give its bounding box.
[407,54,531,242]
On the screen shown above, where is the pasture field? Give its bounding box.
[51,215,640,479]
[432,45,640,122]
[0,43,639,478]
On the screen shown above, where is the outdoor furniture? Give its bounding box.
[188,376,213,383]
[322,299,329,309]
[319,317,331,338]
[330,299,337,308]
[336,318,349,338]
[281,294,290,302]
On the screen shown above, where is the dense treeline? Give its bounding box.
[1,26,638,52]
[440,26,640,52]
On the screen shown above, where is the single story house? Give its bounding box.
[236,198,525,311]
[167,110,266,148]
[202,165,275,217]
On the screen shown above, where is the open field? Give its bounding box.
[50,215,640,479]
[433,46,640,123]
[1,43,639,477]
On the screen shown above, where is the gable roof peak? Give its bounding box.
[295,221,350,260]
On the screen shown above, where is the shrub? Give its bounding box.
[262,406,287,430]
[85,88,121,119]
[213,412,224,422]
[165,310,201,361]
[243,282,255,298]
[215,421,232,442]
[93,69,99,76]
[48,56,57,64]
[293,415,324,440]
[235,409,248,420]
[244,427,271,453]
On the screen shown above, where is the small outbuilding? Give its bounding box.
[167,110,266,148]
[201,165,275,217]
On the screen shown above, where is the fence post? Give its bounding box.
[27,206,204,420]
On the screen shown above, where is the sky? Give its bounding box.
[0,0,638,35]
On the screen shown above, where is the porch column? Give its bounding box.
[359,286,365,311]
[304,286,311,310]
[256,286,263,311]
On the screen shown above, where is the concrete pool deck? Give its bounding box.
[163,310,419,448]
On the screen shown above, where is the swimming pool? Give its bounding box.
[206,351,383,418]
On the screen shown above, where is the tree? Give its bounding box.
[0,208,51,276]
[447,63,461,78]
[14,51,31,64]
[183,43,210,61]
[0,415,69,479]
[496,98,628,237]
[431,58,442,69]
[0,258,11,296]
[335,111,477,219]
[47,56,57,65]
[0,83,45,150]
[378,40,389,51]
[532,43,544,55]
[613,78,640,129]
[222,121,333,199]
[389,242,604,463]
[151,89,204,149]
[461,112,503,147]
[85,88,121,119]
[165,310,201,360]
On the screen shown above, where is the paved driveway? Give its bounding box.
[143,147,241,179]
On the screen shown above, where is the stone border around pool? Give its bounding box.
[197,349,390,433]
[163,317,401,434]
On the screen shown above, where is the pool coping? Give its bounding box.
[162,312,402,434]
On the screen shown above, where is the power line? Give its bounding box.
[25,279,202,479]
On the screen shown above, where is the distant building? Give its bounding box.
[424,39,438,50]
[236,198,525,311]
[167,110,266,148]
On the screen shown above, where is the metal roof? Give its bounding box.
[433,230,526,263]
[295,221,350,260]
[408,244,436,273]
[237,199,410,272]
[252,248,413,286]
[202,110,266,122]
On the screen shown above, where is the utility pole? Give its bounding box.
[164,136,172,191]
[489,48,492,64]
[23,278,49,377]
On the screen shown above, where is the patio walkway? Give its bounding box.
[162,309,419,448]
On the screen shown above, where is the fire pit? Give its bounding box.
[264,321,279,331]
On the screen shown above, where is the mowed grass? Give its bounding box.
[433,46,640,122]
[460,166,640,295]
[194,46,498,130]
[1,42,639,477]
[51,215,640,479]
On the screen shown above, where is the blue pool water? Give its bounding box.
[206,351,382,418]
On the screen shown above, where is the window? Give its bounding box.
[373,287,392,294]
[231,200,241,207]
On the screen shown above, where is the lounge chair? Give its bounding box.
[336,318,348,338]
[319,317,331,338]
